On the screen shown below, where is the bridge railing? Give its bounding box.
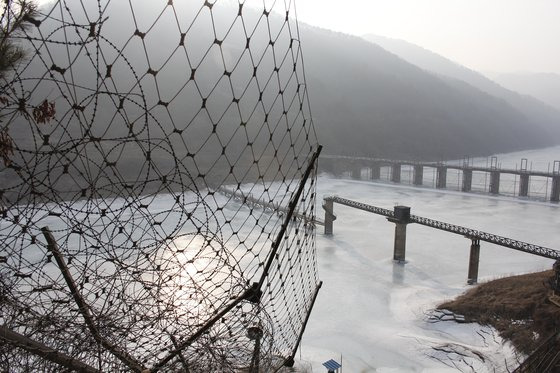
[325,195,560,260]
[321,155,560,202]
[323,195,559,283]
[217,186,324,226]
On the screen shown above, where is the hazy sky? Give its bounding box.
[294,0,560,74]
[35,0,559,74]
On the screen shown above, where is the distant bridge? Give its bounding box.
[216,186,324,226]
[320,155,560,202]
[323,195,560,284]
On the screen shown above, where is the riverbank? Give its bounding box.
[439,270,560,355]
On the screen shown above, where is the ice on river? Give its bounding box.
[300,171,559,372]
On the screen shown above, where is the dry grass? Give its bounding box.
[439,270,560,355]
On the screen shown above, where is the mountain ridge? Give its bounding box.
[5,6,560,165]
[490,72,560,112]
[362,33,560,132]
[297,26,560,160]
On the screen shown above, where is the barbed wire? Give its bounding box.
[0,0,320,371]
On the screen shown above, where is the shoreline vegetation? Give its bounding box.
[438,270,560,356]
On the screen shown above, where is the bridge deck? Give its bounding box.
[322,155,559,177]
[326,195,560,260]
[217,186,324,226]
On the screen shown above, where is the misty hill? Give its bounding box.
[300,29,560,160]
[2,1,321,198]
[489,72,560,112]
[362,34,475,81]
[8,2,560,178]
[361,34,560,155]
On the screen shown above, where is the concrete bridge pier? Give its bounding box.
[489,171,500,194]
[370,162,381,180]
[519,174,530,197]
[436,166,447,189]
[389,206,410,263]
[467,238,481,285]
[462,169,472,192]
[391,163,401,183]
[351,163,362,180]
[323,199,336,235]
[551,176,560,202]
[320,158,334,175]
[413,165,423,185]
[331,160,344,177]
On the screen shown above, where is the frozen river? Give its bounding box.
[4,144,558,371]
[300,146,560,372]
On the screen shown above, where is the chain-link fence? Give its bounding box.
[0,0,320,371]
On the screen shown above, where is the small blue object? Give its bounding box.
[322,359,342,370]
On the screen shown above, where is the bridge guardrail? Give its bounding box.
[325,195,560,260]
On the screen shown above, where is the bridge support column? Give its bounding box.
[413,165,423,185]
[390,206,410,263]
[467,239,480,285]
[330,161,339,176]
[519,174,529,197]
[462,169,472,192]
[320,158,334,175]
[370,162,381,180]
[391,163,401,183]
[436,166,447,189]
[351,163,361,180]
[551,176,560,202]
[394,223,407,262]
[489,171,500,194]
[323,199,336,235]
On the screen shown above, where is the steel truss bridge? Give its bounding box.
[324,195,560,260]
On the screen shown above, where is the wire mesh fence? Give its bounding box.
[0,0,320,371]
